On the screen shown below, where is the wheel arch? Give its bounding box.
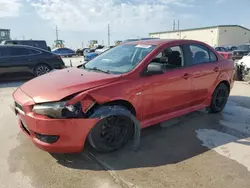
[100,99,137,116]
[218,80,230,92]
[212,80,230,95]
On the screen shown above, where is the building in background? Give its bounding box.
[0,29,11,43]
[149,25,250,47]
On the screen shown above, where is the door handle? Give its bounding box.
[183,73,190,79]
[28,59,32,61]
[214,67,219,72]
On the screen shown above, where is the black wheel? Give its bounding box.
[34,64,51,76]
[207,83,229,113]
[88,114,134,153]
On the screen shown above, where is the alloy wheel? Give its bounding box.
[100,115,129,148]
[36,65,51,76]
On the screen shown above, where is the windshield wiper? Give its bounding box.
[85,67,110,74]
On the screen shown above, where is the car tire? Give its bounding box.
[207,83,229,113]
[34,64,51,77]
[88,106,134,153]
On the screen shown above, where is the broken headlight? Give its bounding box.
[32,101,83,118]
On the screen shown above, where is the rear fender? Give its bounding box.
[209,72,231,98]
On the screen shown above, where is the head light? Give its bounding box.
[33,101,82,119]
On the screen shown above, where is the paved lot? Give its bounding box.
[1,81,250,188]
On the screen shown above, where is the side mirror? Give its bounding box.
[145,62,165,75]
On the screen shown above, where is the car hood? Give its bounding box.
[20,68,121,103]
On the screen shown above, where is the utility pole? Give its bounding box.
[173,20,176,31]
[81,41,84,48]
[55,25,59,41]
[108,24,110,46]
[177,20,180,31]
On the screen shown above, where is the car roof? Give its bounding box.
[120,39,204,46]
[0,44,50,52]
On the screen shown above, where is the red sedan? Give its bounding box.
[12,39,235,153]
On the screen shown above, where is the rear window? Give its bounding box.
[3,40,47,50]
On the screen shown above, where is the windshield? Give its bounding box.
[83,44,156,74]
[237,45,250,51]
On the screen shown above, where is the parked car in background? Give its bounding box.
[84,47,111,62]
[95,47,110,54]
[0,45,65,80]
[1,40,51,51]
[12,39,234,153]
[232,44,250,61]
[83,48,90,57]
[214,46,232,60]
[76,48,89,56]
[226,46,237,51]
[52,47,76,57]
[84,52,98,62]
[239,52,250,69]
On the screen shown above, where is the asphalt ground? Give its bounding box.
[1,79,250,188]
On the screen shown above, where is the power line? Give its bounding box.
[173,19,180,31]
[108,24,110,46]
[55,25,59,41]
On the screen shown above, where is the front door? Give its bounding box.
[141,45,194,124]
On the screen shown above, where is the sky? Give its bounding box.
[1,0,250,49]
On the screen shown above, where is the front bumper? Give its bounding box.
[13,88,99,153]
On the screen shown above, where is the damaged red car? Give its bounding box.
[12,39,235,153]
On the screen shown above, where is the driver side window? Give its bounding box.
[151,46,184,69]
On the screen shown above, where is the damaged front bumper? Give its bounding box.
[12,88,141,153]
[17,112,99,153]
[12,88,99,153]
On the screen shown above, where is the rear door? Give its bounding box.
[184,43,220,106]
[8,47,40,77]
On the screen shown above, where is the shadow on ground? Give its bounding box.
[49,95,250,171]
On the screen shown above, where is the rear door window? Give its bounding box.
[28,49,41,55]
[10,47,33,56]
[187,44,218,65]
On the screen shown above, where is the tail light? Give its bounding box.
[57,55,62,60]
